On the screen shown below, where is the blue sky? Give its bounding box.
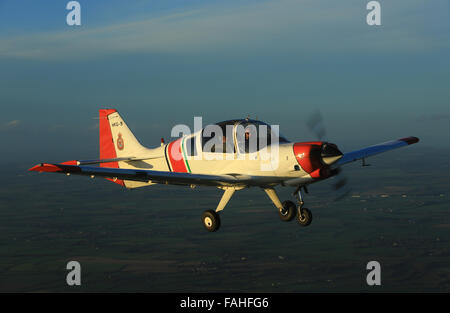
[0,0,449,163]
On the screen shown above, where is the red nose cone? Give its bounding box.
[293,142,323,174]
[293,142,342,179]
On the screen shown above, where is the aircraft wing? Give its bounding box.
[29,162,243,187]
[75,155,164,165]
[335,136,419,166]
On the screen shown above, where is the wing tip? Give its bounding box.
[399,136,419,145]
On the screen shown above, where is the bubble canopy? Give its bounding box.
[200,119,289,153]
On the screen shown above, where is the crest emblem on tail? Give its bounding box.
[117,133,124,150]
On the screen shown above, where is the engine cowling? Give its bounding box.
[293,141,343,179]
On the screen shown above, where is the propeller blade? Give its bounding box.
[333,189,352,202]
[306,109,351,201]
[333,177,348,190]
[306,109,327,141]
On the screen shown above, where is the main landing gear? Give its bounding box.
[201,187,236,232]
[201,185,313,232]
[201,210,221,232]
[279,200,296,222]
[264,186,312,227]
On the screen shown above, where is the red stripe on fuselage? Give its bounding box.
[167,139,188,173]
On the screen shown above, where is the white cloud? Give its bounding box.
[0,0,448,60]
[1,120,21,130]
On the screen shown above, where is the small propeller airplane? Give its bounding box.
[29,109,419,232]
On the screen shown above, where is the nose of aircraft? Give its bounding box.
[293,142,343,178]
[320,143,343,165]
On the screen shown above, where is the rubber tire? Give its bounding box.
[202,210,221,232]
[296,207,312,226]
[279,200,296,222]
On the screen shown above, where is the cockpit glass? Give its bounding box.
[235,120,289,154]
[201,120,235,153]
[201,119,289,154]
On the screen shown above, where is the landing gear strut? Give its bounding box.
[293,186,312,226]
[201,187,237,232]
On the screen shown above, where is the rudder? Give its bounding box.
[98,109,146,186]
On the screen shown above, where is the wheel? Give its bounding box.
[279,200,296,222]
[296,207,312,226]
[201,210,221,232]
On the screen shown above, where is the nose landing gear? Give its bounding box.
[293,186,312,227]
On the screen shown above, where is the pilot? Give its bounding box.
[244,129,251,153]
[222,135,227,153]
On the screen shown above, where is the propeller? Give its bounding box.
[306,110,352,201]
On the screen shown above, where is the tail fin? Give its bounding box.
[99,109,145,185]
